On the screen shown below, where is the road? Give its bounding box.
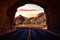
[0,28,60,40]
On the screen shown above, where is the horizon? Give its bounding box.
[15,4,44,18]
[15,12,44,18]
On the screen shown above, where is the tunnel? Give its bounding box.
[0,0,60,40]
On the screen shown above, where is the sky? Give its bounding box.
[15,4,44,18]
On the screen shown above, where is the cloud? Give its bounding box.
[18,9,38,11]
[15,4,44,17]
[17,4,44,11]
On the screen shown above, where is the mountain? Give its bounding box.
[14,15,26,25]
[14,12,46,25]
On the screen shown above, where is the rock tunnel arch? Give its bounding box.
[7,0,48,29]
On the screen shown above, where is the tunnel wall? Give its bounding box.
[0,0,60,35]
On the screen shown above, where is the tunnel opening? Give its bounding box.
[12,3,48,30]
[0,0,60,40]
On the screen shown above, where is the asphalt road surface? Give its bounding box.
[0,28,60,40]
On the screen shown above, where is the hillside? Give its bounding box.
[13,12,47,26]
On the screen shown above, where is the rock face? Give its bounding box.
[0,0,60,35]
[14,15,25,25]
[14,13,46,26]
